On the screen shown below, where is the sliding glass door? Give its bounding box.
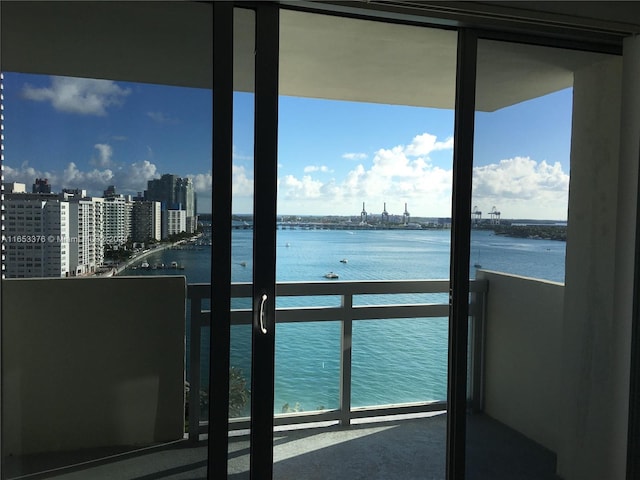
[3,3,619,480]
[273,8,458,480]
[211,4,280,479]
[465,36,618,480]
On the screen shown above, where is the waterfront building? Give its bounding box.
[162,208,187,239]
[145,174,197,234]
[103,193,133,247]
[67,196,104,276]
[132,200,162,242]
[2,193,70,278]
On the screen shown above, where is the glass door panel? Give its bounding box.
[466,38,614,479]
[274,9,457,479]
[1,2,213,478]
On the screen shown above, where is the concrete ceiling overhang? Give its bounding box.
[0,1,618,112]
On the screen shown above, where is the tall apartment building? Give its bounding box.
[131,200,161,243]
[66,196,105,275]
[161,208,187,239]
[103,193,133,247]
[145,174,196,234]
[2,192,70,278]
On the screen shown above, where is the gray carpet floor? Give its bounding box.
[5,413,560,480]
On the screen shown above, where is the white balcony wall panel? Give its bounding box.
[1,276,186,456]
[477,270,563,453]
[560,55,626,480]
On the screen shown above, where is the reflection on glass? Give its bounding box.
[467,38,611,479]
[1,70,212,476]
[274,8,456,479]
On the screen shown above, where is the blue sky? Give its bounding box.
[1,72,572,219]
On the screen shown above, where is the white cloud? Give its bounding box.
[3,162,58,187]
[303,165,333,173]
[276,133,569,219]
[342,152,368,160]
[2,137,569,219]
[187,172,212,193]
[62,162,115,190]
[22,76,130,116]
[472,156,569,219]
[91,143,113,167]
[2,158,159,197]
[278,132,455,216]
[121,161,158,191]
[405,133,453,157]
[147,111,180,124]
[232,164,254,197]
[281,174,324,199]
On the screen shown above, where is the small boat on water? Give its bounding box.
[324,272,339,279]
[239,261,247,267]
[170,261,179,269]
[340,258,348,263]
[140,261,150,269]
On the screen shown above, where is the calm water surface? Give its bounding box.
[121,228,565,413]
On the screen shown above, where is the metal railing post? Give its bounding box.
[340,291,353,426]
[188,296,202,442]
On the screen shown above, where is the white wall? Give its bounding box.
[559,53,629,479]
[2,276,186,456]
[477,270,564,453]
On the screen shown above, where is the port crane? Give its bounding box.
[472,206,482,224]
[489,206,501,225]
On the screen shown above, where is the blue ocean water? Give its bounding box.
[120,228,565,414]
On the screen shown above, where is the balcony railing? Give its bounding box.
[186,279,487,441]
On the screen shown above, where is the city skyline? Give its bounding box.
[1,72,573,219]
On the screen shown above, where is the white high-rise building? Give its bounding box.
[3,193,70,278]
[68,196,104,275]
[103,195,132,247]
[162,209,187,239]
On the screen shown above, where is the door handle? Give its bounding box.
[259,293,268,334]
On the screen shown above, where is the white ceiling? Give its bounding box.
[0,1,622,112]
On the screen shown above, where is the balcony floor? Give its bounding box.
[5,413,560,480]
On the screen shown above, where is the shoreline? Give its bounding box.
[95,242,176,277]
[115,243,175,274]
